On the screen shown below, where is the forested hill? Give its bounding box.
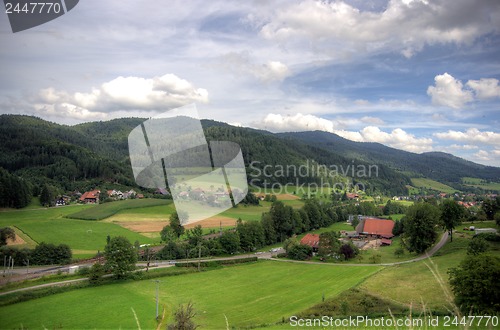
[278,131,500,186]
[0,114,498,206]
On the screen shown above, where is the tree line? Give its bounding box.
[149,197,349,261]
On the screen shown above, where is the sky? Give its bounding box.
[1,0,500,166]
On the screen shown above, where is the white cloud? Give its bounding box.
[466,78,500,100]
[256,113,432,153]
[257,0,500,58]
[335,126,433,153]
[448,144,479,150]
[360,116,385,125]
[32,74,208,119]
[434,128,500,146]
[216,52,291,82]
[474,150,491,162]
[427,74,500,109]
[427,73,473,109]
[257,113,336,132]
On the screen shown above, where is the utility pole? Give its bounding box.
[198,242,202,272]
[152,280,161,320]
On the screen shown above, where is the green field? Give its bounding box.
[462,177,500,191]
[0,204,158,258]
[411,178,459,194]
[0,261,381,329]
[66,198,172,220]
[360,227,500,313]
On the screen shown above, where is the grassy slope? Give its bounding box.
[360,222,500,313]
[0,261,381,329]
[461,177,500,191]
[0,205,157,258]
[66,198,172,220]
[411,178,459,194]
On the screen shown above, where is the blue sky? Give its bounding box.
[1,0,499,166]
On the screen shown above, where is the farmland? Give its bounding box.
[410,178,459,194]
[0,261,381,329]
[66,198,172,220]
[0,203,158,258]
[462,177,500,191]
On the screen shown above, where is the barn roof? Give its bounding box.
[300,233,320,249]
[362,218,395,238]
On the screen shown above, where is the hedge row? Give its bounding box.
[175,257,258,268]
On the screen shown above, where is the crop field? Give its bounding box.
[66,198,172,220]
[410,178,459,194]
[0,261,381,329]
[0,205,158,258]
[462,177,500,191]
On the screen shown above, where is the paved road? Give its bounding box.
[0,233,449,296]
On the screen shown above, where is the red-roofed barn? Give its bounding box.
[300,233,320,251]
[356,218,395,239]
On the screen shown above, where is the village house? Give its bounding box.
[300,233,320,252]
[79,190,100,204]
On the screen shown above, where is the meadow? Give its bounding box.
[0,204,158,258]
[66,198,172,220]
[0,261,381,329]
[461,177,500,191]
[410,178,459,194]
[360,224,500,314]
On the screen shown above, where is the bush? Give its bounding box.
[30,242,72,265]
[449,254,500,314]
[467,236,489,255]
[339,243,358,260]
[476,232,500,242]
[287,244,312,260]
[88,263,105,285]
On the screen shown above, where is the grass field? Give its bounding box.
[411,178,459,194]
[462,177,500,191]
[0,261,381,329]
[66,198,172,220]
[360,226,500,313]
[0,204,159,258]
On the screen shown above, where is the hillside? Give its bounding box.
[278,131,500,190]
[0,115,498,200]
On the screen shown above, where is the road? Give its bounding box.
[0,232,450,296]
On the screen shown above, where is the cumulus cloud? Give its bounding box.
[31,74,208,120]
[427,73,473,109]
[474,150,491,162]
[257,113,336,132]
[335,126,433,153]
[256,113,432,153]
[434,128,500,146]
[448,144,479,150]
[216,52,291,82]
[466,78,500,100]
[257,0,500,57]
[427,74,500,109]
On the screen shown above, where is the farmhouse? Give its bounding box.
[79,190,100,204]
[356,218,395,239]
[300,233,320,251]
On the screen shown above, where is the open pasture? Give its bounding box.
[66,198,172,220]
[0,260,381,329]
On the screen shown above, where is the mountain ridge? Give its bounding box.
[0,114,498,197]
